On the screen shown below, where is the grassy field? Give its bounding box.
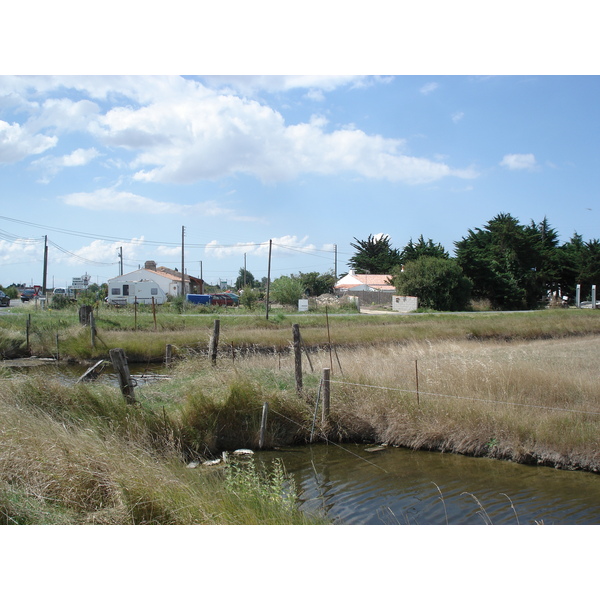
[4,302,600,361]
[2,305,600,524]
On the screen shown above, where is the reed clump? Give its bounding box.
[0,373,324,524]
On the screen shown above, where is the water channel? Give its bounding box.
[257,444,600,525]
[6,361,600,525]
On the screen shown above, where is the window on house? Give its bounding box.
[151,288,158,295]
[111,288,120,295]
[123,285,129,296]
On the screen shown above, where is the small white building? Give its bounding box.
[107,260,203,299]
[334,269,396,293]
[392,295,418,312]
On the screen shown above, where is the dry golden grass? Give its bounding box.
[214,335,600,470]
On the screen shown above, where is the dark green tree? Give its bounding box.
[400,235,449,263]
[455,213,560,310]
[348,234,401,274]
[296,271,336,296]
[235,268,256,291]
[391,256,472,311]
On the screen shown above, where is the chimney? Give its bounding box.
[144,260,157,271]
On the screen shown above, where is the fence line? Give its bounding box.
[328,379,600,417]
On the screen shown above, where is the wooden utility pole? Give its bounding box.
[42,235,48,296]
[293,323,302,393]
[181,226,185,297]
[334,243,337,279]
[265,239,272,320]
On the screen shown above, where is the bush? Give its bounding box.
[392,256,472,311]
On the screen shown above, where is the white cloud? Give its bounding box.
[199,75,368,95]
[305,89,325,102]
[2,76,476,186]
[420,82,439,95]
[0,237,43,272]
[31,147,100,182]
[0,120,57,163]
[500,153,537,171]
[205,235,320,259]
[96,90,474,185]
[61,187,259,221]
[451,111,464,123]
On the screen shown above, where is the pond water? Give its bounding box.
[5,361,600,525]
[258,443,600,525]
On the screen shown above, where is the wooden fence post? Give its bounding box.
[165,344,173,367]
[209,319,220,365]
[152,296,157,331]
[259,401,269,449]
[109,348,136,404]
[293,323,302,393]
[90,312,96,349]
[322,367,330,425]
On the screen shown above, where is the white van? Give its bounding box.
[53,288,67,296]
[107,280,167,306]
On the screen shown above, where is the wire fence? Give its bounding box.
[327,378,600,417]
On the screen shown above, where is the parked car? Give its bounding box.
[21,288,37,302]
[210,293,239,306]
[53,287,67,296]
[0,291,10,307]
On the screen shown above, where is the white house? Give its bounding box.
[108,260,203,298]
[334,269,396,293]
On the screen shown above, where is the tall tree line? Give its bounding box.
[349,213,600,310]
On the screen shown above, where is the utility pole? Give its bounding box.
[244,253,247,287]
[181,226,185,297]
[42,235,48,295]
[334,244,337,279]
[118,247,123,276]
[200,261,203,294]
[266,239,272,320]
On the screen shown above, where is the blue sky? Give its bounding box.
[1,74,599,289]
[1,2,599,290]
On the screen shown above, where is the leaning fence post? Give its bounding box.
[109,348,136,404]
[293,323,302,393]
[259,401,269,449]
[209,319,220,365]
[322,367,330,425]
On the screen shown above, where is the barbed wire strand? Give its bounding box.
[328,379,600,417]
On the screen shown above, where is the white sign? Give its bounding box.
[298,299,309,312]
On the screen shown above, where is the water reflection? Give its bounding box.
[259,444,600,525]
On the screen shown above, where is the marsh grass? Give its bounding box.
[0,374,323,524]
[4,305,600,361]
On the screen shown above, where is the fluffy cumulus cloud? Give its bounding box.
[0,120,57,163]
[500,153,537,171]
[61,187,258,221]
[31,147,100,182]
[205,235,319,259]
[92,89,474,185]
[1,76,476,186]
[0,237,44,271]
